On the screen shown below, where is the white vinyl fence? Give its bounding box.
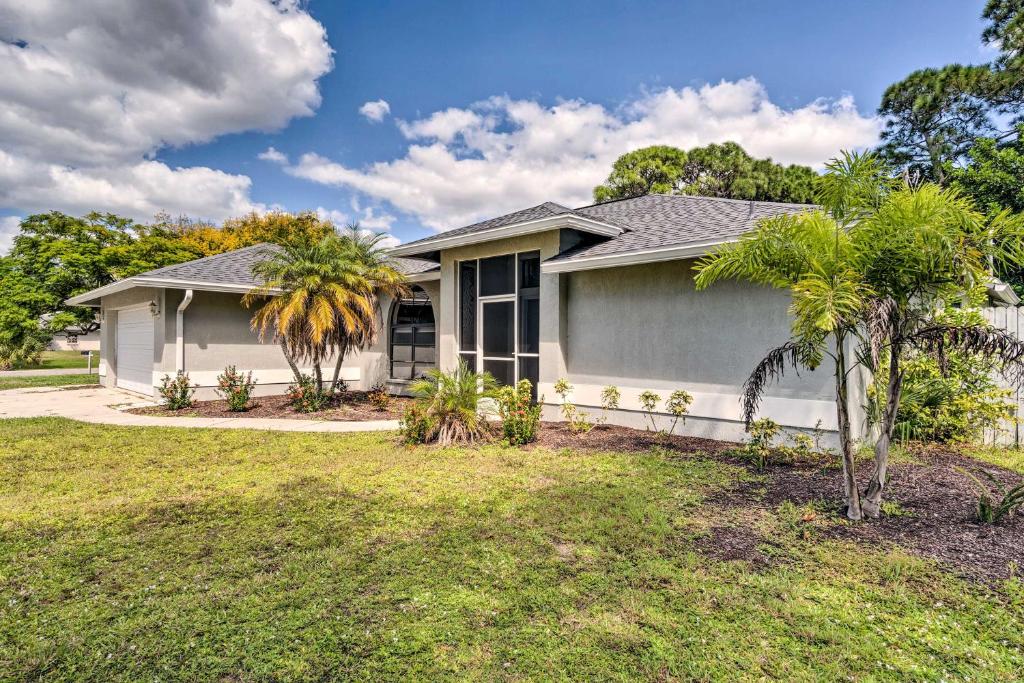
[983,305,1023,446]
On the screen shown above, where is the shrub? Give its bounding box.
[665,389,693,436]
[554,378,593,434]
[497,379,542,445]
[638,390,661,431]
[957,467,1024,523]
[286,373,331,413]
[215,365,256,412]
[367,383,390,411]
[158,372,195,410]
[742,417,781,471]
[399,403,434,445]
[407,359,498,445]
[868,307,1016,444]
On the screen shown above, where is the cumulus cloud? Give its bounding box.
[359,99,391,123]
[0,0,332,221]
[0,215,21,254]
[258,147,289,164]
[287,78,881,231]
[315,203,400,248]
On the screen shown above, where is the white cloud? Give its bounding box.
[287,78,881,231]
[0,215,21,254]
[0,0,332,221]
[258,147,289,164]
[359,99,391,123]
[315,204,400,248]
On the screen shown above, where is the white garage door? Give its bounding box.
[116,307,154,395]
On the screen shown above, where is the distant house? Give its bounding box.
[42,315,101,352]
[67,194,875,442]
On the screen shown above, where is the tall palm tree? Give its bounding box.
[696,150,1024,520]
[243,227,408,393]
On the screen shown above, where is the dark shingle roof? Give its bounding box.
[395,201,617,250]
[550,194,813,263]
[136,243,438,287]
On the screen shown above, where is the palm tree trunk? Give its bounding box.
[836,334,863,520]
[863,341,903,518]
[330,344,348,393]
[280,339,302,384]
[313,363,323,394]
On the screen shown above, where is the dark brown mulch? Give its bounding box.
[129,391,414,421]
[718,445,1024,582]
[530,421,737,454]
[692,525,776,568]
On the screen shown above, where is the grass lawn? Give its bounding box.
[11,350,93,370]
[1,418,1022,681]
[0,373,99,391]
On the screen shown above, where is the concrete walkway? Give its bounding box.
[0,367,95,377]
[0,385,400,432]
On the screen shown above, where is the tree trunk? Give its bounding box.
[330,344,348,393]
[280,339,303,384]
[835,335,863,521]
[863,341,903,518]
[313,362,323,394]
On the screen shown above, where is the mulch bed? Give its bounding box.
[530,421,737,454]
[704,444,1024,583]
[129,391,413,421]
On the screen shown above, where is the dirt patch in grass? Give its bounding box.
[129,391,413,421]
[718,445,1024,582]
[692,524,775,568]
[531,421,737,454]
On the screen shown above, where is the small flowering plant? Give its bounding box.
[497,379,542,445]
[286,373,331,413]
[215,365,256,412]
[158,371,195,410]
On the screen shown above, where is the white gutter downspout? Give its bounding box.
[175,289,194,373]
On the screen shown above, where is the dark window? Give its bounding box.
[390,286,436,380]
[484,359,516,386]
[518,356,539,400]
[479,254,515,296]
[517,251,540,290]
[518,295,539,354]
[459,261,477,352]
[482,301,514,357]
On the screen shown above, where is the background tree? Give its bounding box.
[593,142,816,204]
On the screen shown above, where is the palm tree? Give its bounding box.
[409,359,498,445]
[694,205,870,519]
[244,227,408,394]
[696,150,1024,520]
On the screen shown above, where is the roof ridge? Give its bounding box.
[139,242,277,278]
[575,193,816,211]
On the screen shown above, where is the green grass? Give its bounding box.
[11,350,93,370]
[0,373,99,391]
[1,418,1022,681]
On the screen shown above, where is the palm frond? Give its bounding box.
[741,339,822,426]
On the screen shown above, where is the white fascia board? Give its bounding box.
[66,277,275,306]
[406,269,441,282]
[541,237,732,274]
[988,280,1021,306]
[387,214,623,257]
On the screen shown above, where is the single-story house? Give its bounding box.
[69,194,877,442]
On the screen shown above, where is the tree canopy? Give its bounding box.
[592,142,817,204]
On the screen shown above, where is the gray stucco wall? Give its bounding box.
[97,286,163,394]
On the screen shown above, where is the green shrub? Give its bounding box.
[554,378,593,434]
[600,385,621,424]
[158,372,195,410]
[868,307,1016,444]
[367,383,390,411]
[407,360,497,445]
[286,374,331,413]
[0,335,47,370]
[741,417,781,471]
[399,403,434,445]
[639,390,661,431]
[665,389,693,435]
[497,379,542,445]
[215,365,256,412]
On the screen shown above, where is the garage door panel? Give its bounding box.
[116,308,154,395]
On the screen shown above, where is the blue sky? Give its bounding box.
[0,0,996,249]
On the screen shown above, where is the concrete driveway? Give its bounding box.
[0,385,399,432]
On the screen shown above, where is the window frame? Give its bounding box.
[389,285,436,381]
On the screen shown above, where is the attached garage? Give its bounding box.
[115,306,154,395]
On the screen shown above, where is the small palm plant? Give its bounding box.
[407,359,498,446]
[957,467,1024,524]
